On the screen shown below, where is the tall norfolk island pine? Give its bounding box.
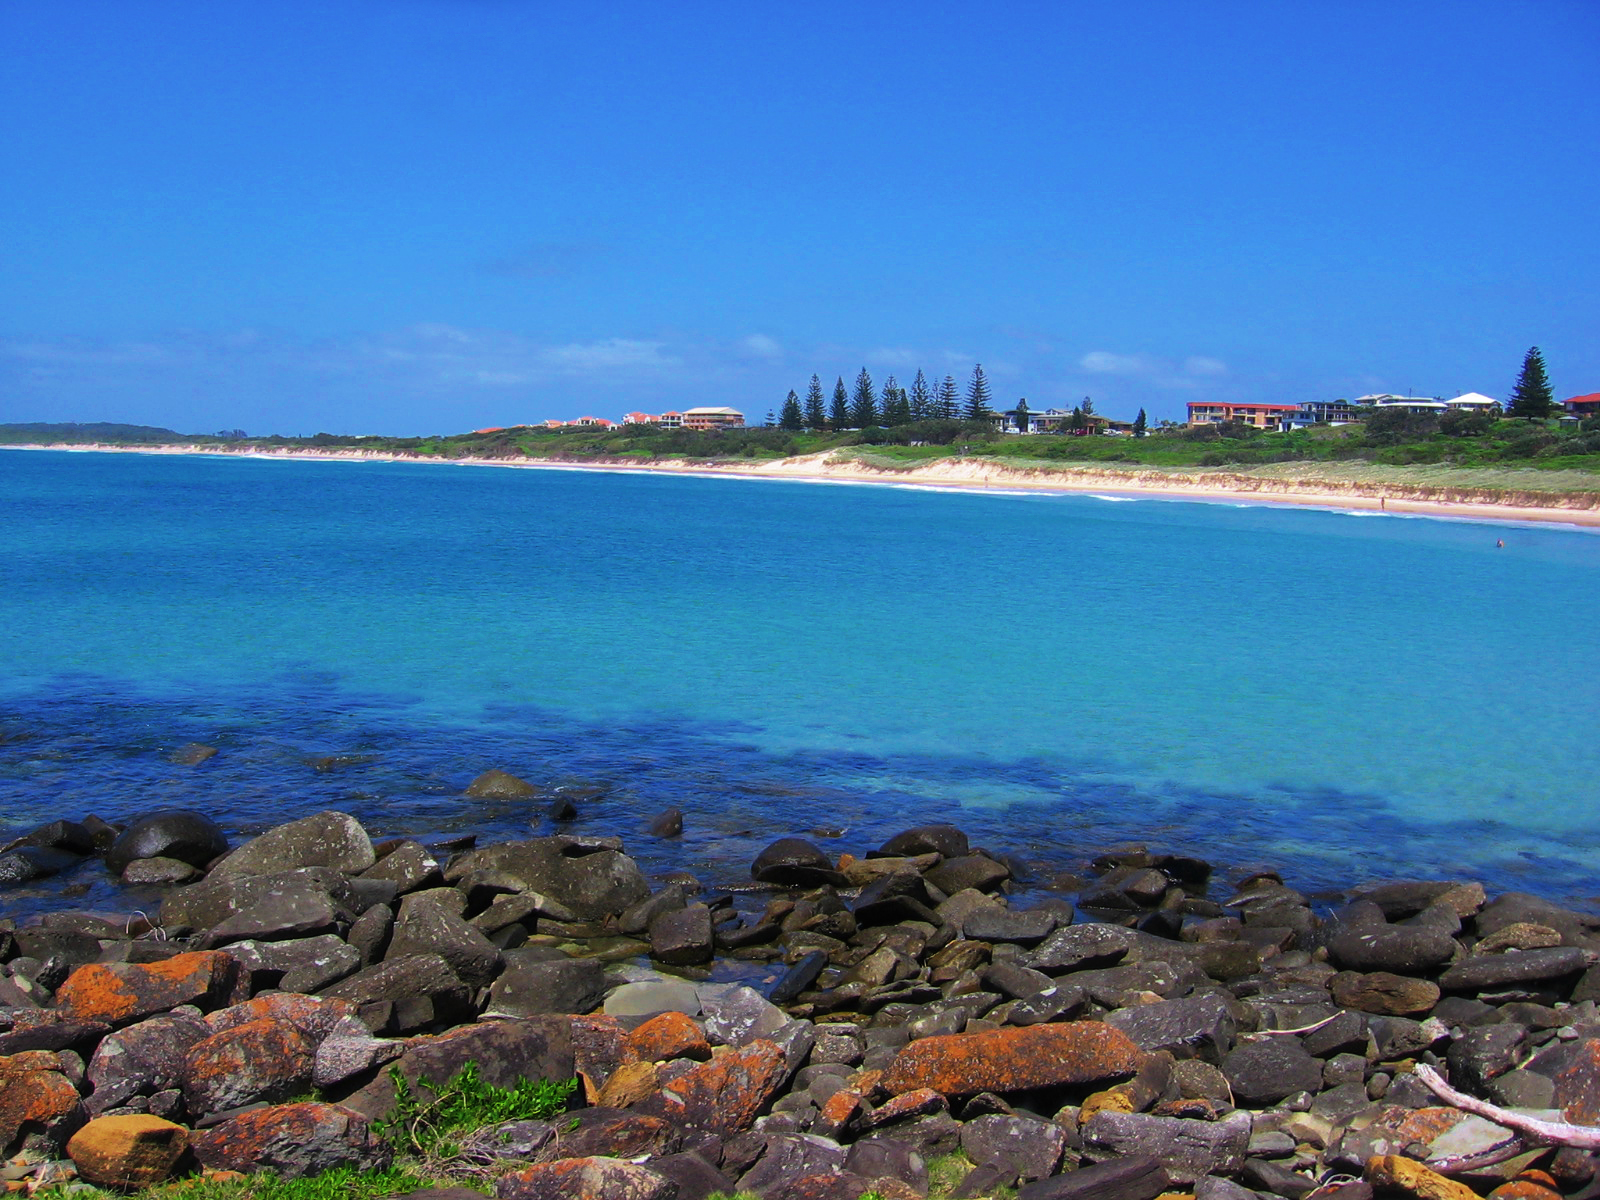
[830,377,850,431]
[779,390,804,430]
[1508,346,1554,420]
[805,375,827,430]
[850,367,879,428]
[965,364,994,420]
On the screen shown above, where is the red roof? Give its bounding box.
[1565,393,1600,405]
[1187,402,1302,412]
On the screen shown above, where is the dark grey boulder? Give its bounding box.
[1325,923,1457,974]
[738,1133,846,1194]
[0,844,81,884]
[1015,1154,1172,1200]
[645,1152,735,1200]
[844,1138,928,1193]
[925,854,1011,895]
[201,881,340,946]
[620,884,688,936]
[464,769,536,799]
[483,952,606,1018]
[853,871,940,926]
[105,810,229,875]
[122,857,203,886]
[361,841,442,894]
[1439,947,1590,991]
[346,902,393,965]
[1221,1038,1324,1105]
[650,903,714,966]
[8,819,97,856]
[878,824,970,858]
[443,837,650,921]
[961,1112,1068,1183]
[770,950,830,1005]
[386,897,503,988]
[963,907,1058,946]
[1106,992,1239,1062]
[646,808,684,838]
[751,837,847,888]
[1445,1022,1527,1092]
[1082,1110,1251,1185]
[323,953,475,1026]
[85,1012,212,1113]
[211,810,375,879]
[226,935,362,994]
[1027,923,1133,973]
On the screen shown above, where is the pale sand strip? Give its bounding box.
[9,442,1600,529]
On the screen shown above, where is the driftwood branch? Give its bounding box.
[1414,1063,1600,1151]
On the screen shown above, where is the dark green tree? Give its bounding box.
[1068,404,1088,433]
[938,375,960,419]
[1081,396,1095,417]
[779,390,804,431]
[909,369,933,421]
[850,367,878,428]
[804,375,827,430]
[830,377,850,431]
[1010,399,1031,433]
[882,377,911,426]
[965,364,994,421]
[1508,346,1554,419]
[1133,408,1148,437]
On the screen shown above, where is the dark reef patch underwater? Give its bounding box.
[3,674,1597,921]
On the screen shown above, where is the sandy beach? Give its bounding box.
[11,442,1600,529]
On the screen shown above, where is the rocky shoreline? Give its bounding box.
[6,774,1600,1200]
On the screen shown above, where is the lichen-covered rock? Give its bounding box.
[0,1051,83,1152]
[635,1037,788,1139]
[66,1114,189,1188]
[190,1101,390,1178]
[624,1011,710,1063]
[85,1012,211,1113]
[211,810,375,878]
[183,1016,318,1117]
[542,1108,678,1160]
[880,1021,1143,1097]
[495,1157,676,1200]
[53,951,238,1028]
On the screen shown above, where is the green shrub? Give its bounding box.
[375,1061,578,1159]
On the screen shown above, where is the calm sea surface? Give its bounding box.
[3,448,1598,914]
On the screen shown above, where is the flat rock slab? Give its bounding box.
[880,1021,1144,1097]
[496,1157,677,1200]
[1015,1154,1173,1200]
[1439,948,1590,992]
[190,1101,390,1179]
[1082,1109,1252,1184]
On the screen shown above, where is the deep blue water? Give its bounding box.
[3,448,1599,915]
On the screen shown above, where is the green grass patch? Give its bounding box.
[375,1060,578,1159]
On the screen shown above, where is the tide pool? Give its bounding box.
[2,448,1598,910]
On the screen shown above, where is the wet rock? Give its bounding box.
[386,896,503,988]
[169,742,218,765]
[1331,970,1440,1016]
[466,769,537,798]
[485,953,606,1019]
[752,838,847,888]
[105,810,229,875]
[84,1012,211,1113]
[1326,924,1457,974]
[604,978,702,1019]
[853,872,940,926]
[190,1100,390,1178]
[770,950,829,1005]
[54,951,238,1028]
[880,1021,1143,1097]
[1083,1109,1251,1184]
[495,1157,676,1200]
[646,808,684,838]
[362,841,443,894]
[1221,1038,1325,1105]
[182,1017,317,1118]
[1106,992,1238,1062]
[9,819,97,856]
[925,854,1011,894]
[0,845,81,884]
[66,1114,188,1187]
[122,857,203,886]
[211,810,375,879]
[651,903,714,966]
[635,1037,788,1139]
[1438,948,1590,992]
[445,838,650,921]
[879,824,970,858]
[961,1112,1068,1182]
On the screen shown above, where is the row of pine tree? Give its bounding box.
[777,365,996,431]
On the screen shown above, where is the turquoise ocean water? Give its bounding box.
[3,448,1598,912]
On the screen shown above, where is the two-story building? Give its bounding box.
[1186,402,1303,429]
[1564,393,1600,417]
[681,407,745,430]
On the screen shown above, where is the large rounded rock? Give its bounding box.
[878,825,970,859]
[0,844,82,884]
[466,769,537,799]
[105,810,229,875]
[444,838,649,921]
[751,838,846,888]
[1326,923,1457,974]
[67,1115,189,1188]
[1220,1039,1324,1105]
[54,951,238,1028]
[182,1018,318,1117]
[190,1101,390,1178]
[211,811,375,879]
[85,1013,212,1113]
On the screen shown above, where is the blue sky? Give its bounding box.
[2,1,1596,435]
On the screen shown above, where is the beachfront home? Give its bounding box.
[1367,396,1449,415]
[1277,399,1365,430]
[657,412,684,428]
[1446,393,1501,412]
[623,412,657,425]
[682,407,745,430]
[1564,393,1600,417]
[572,416,614,428]
[1186,402,1302,429]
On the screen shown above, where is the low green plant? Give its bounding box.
[374,1060,578,1158]
[130,1165,449,1200]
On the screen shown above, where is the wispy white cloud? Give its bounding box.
[1080,351,1156,375]
[866,346,918,368]
[1184,356,1228,377]
[739,334,783,359]
[540,338,675,372]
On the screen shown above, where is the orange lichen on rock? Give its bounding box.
[623,1011,710,1063]
[53,952,236,1027]
[183,1018,317,1115]
[1490,1182,1563,1200]
[637,1037,787,1139]
[66,1114,189,1188]
[0,1053,82,1148]
[1367,1155,1482,1200]
[879,1020,1144,1097]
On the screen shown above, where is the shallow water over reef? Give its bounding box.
[3,449,1598,915]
